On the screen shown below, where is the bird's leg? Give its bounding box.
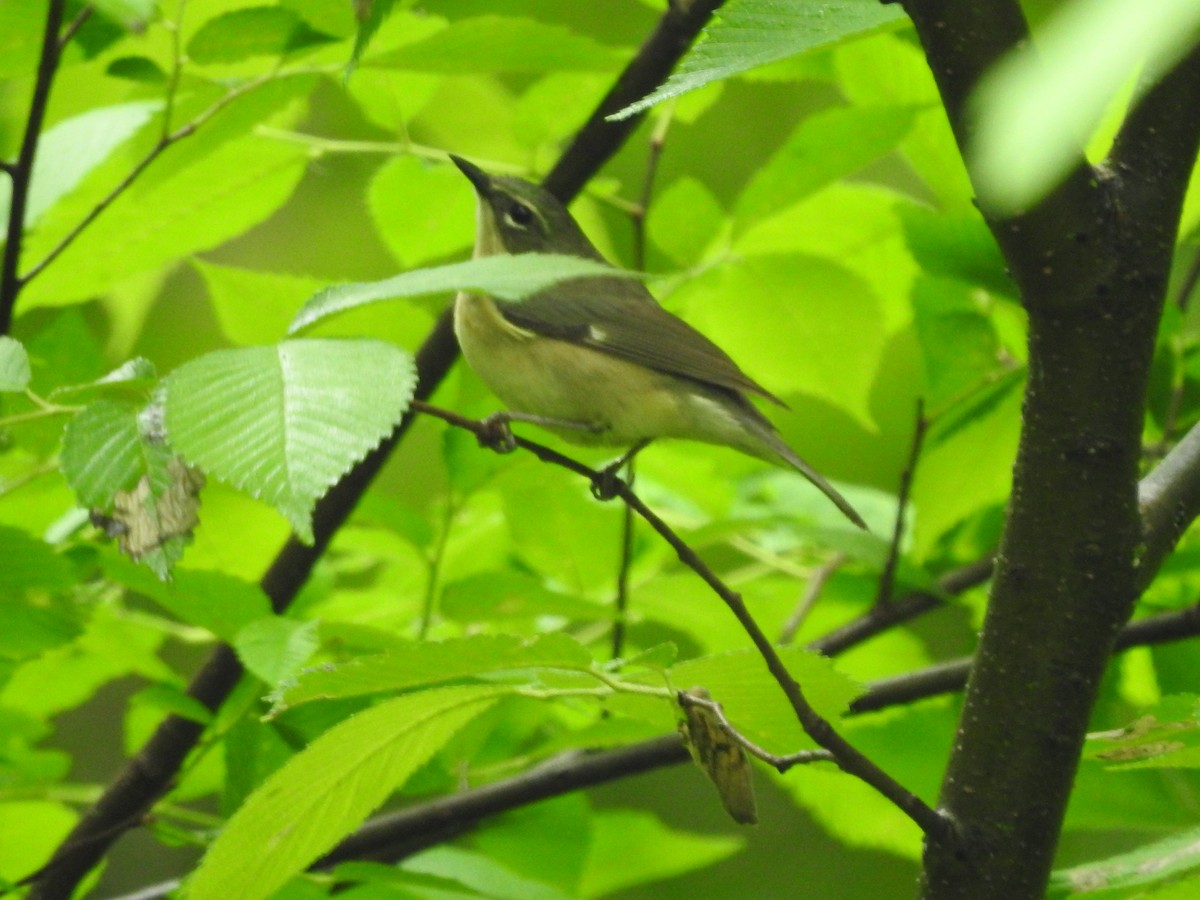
[477,410,606,454]
[592,439,652,500]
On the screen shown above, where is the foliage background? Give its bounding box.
[3,0,1200,897]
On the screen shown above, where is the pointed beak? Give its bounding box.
[449,154,492,195]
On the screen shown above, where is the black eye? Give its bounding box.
[506,202,535,228]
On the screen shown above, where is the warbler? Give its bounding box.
[449,155,866,529]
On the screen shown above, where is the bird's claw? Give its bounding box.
[590,460,626,501]
[478,412,518,454]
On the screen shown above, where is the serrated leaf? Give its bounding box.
[290,254,633,333]
[187,685,506,900]
[164,340,415,541]
[235,617,320,685]
[22,123,311,307]
[613,644,862,753]
[100,553,272,641]
[0,336,31,391]
[4,101,162,230]
[271,632,592,712]
[105,456,205,579]
[611,0,905,120]
[61,400,165,508]
[50,357,157,401]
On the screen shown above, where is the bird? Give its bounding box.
[449,154,866,529]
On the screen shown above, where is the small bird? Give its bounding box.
[449,155,866,529]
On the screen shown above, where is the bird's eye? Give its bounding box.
[505,202,535,228]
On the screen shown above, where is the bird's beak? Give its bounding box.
[449,154,492,196]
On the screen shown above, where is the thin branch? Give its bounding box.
[875,399,927,608]
[28,5,730,893]
[411,401,952,842]
[58,4,91,50]
[0,0,65,334]
[677,690,834,772]
[631,107,672,272]
[542,0,726,200]
[21,71,286,287]
[809,555,995,657]
[779,552,847,644]
[612,112,672,660]
[611,475,636,660]
[1139,419,1200,581]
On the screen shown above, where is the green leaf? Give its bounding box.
[49,357,157,402]
[290,254,632,333]
[22,125,310,307]
[646,177,726,266]
[897,203,1013,296]
[367,155,474,268]
[366,16,622,72]
[105,56,168,82]
[401,846,578,900]
[195,260,325,346]
[441,572,606,624]
[611,0,905,120]
[235,617,320,686]
[91,0,156,28]
[0,337,31,391]
[0,0,46,77]
[735,104,920,226]
[187,7,333,64]
[1049,824,1200,897]
[100,554,272,642]
[0,101,161,230]
[270,632,592,712]
[579,809,744,897]
[610,644,862,753]
[911,276,1005,411]
[60,399,165,508]
[165,340,416,542]
[0,525,74,597]
[677,253,885,427]
[969,0,1200,213]
[187,685,506,900]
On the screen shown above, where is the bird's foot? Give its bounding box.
[590,439,652,501]
[477,412,518,454]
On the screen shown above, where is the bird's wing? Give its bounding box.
[498,275,786,406]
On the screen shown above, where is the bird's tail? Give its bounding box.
[733,402,867,530]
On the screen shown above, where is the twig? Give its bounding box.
[0,0,65,334]
[874,399,927,608]
[779,552,847,644]
[411,400,952,841]
[542,0,726,200]
[677,690,834,772]
[809,555,995,657]
[20,71,290,287]
[631,107,672,272]
[58,4,91,50]
[612,113,672,660]
[611,473,636,660]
